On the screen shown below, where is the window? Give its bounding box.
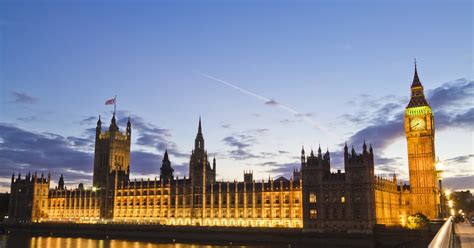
[310,209,317,219]
[341,196,345,203]
[309,192,317,203]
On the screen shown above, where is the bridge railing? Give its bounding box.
[428,216,454,248]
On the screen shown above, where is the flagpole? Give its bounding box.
[114,95,117,116]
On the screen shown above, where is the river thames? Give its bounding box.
[0,234,275,248]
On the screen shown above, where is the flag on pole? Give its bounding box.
[105,98,116,105]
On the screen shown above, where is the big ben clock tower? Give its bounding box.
[404,62,439,219]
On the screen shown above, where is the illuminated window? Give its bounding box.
[309,209,317,219]
[341,196,345,203]
[309,192,317,203]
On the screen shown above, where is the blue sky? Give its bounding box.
[0,0,472,192]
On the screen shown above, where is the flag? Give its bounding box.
[105,98,116,105]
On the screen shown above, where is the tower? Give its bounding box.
[92,114,131,189]
[189,117,216,222]
[189,117,216,187]
[8,172,51,222]
[404,62,438,219]
[58,174,64,190]
[160,150,174,182]
[92,113,131,219]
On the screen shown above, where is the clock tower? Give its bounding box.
[404,63,439,219]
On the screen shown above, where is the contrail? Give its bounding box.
[200,73,338,139]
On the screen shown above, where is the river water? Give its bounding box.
[0,234,271,248]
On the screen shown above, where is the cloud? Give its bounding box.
[0,123,93,184]
[115,113,188,158]
[295,112,314,118]
[229,149,260,160]
[222,136,253,150]
[345,79,474,152]
[280,119,295,124]
[78,116,97,125]
[221,131,261,160]
[443,154,474,177]
[445,154,474,164]
[221,123,231,129]
[0,111,192,191]
[17,116,38,122]
[201,73,335,138]
[11,92,38,104]
[426,79,473,110]
[264,162,300,178]
[265,99,279,106]
[443,176,474,191]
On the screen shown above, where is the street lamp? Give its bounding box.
[435,158,444,218]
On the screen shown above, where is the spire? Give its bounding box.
[109,113,119,132]
[411,59,422,88]
[363,140,367,151]
[160,150,174,182]
[163,149,169,162]
[407,60,429,108]
[301,145,305,155]
[318,144,322,155]
[194,117,204,150]
[198,116,202,135]
[97,115,102,126]
[126,116,131,137]
[58,174,64,190]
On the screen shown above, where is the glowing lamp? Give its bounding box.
[445,189,451,197]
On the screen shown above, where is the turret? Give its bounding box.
[195,117,204,150]
[244,170,253,183]
[96,115,102,139]
[160,149,174,182]
[213,156,216,171]
[58,174,65,190]
[126,116,131,138]
[301,146,306,165]
[109,113,119,132]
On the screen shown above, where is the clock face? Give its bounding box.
[410,118,426,131]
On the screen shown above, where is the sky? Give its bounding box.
[0,0,472,192]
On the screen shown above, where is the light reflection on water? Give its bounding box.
[0,235,261,248]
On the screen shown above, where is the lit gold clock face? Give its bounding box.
[410,118,426,131]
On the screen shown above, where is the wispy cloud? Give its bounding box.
[345,79,474,151]
[11,92,38,104]
[200,73,337,139]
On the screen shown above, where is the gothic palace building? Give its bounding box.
[8,66,440,232]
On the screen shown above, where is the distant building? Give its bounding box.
[8,66,439,232]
